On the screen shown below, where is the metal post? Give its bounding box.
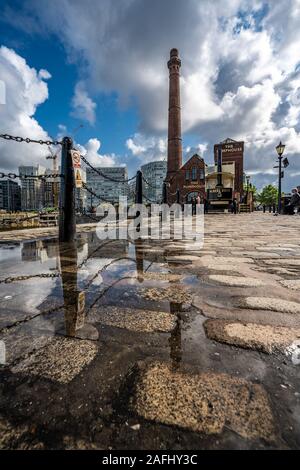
[217,143,222,188]
[278,156,282,214]
[135,170,143,205]
[59,136,76,242]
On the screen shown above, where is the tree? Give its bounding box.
[257,184,278,206]
[243,183,258,201]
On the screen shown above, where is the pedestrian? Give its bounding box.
[204,198,209,214]
[196,194,201,206]
[297,186,300,214]
[191,197,196,215]
[286,188,300,215]
[232,198,237,214]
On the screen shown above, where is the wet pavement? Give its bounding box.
[0,213,299,449]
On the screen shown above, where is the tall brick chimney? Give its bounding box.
[166,48,182,180]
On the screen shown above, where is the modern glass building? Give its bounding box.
[86,166,128,207]
[141,160,167,203]
[0,180,21,212]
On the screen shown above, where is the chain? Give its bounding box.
[0,133,62,146]
[76,208,101,222]
[77,239,116,269]
[80,155,136,183]
[0,172,63,180]
[0,272,60,284]
[142,175,157,190]
[142,193,157,203]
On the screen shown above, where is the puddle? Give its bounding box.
[1,225,300,449]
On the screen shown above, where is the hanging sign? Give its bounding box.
[71,150,81,168]
[75,169,83,188]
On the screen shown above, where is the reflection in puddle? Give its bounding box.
[0,232,191,355]
[169,302,183,370]
[59,241,85,338]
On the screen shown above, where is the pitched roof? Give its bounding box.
[181,153,204,169]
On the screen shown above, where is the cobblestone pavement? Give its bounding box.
[0,213,299,449]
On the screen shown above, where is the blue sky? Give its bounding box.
[0,0,300,189]
[0,9,139,157]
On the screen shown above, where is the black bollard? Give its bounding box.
[59,137,76,242]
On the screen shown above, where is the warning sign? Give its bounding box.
[75,169,83,188]
[71,150,81,168]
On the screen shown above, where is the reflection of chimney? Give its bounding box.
[166,48,182,180]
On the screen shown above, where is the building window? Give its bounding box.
[199,169,204,180]
[185,170,190,180]
[192,167,197,180]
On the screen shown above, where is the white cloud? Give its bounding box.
[71,81,96,125]
[3,0,300,189]
[0,45,51,172]
[126,133,166,161]
[79,138,117,167]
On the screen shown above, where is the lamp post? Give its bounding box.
[246,175,250,202]
[275,141,285,214]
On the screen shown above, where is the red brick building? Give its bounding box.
[167,154,206,204]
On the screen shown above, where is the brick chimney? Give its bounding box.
[166,48,182,180]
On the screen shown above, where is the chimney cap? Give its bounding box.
[170,48,179,58]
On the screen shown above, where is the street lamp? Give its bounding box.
[275,141,285,214]
[246,174,250,193]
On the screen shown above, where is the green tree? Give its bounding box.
[243,183,258,201]
[257,184,278,206]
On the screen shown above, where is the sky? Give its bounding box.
[0,0,300,191]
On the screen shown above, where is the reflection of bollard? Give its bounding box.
[0,340,6,365]
[59,137,76,242]
[59,241,85,337]
[135,239,144,283]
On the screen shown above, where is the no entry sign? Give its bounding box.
[71,150,81,168]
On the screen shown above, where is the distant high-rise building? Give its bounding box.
[141,161,167,202]
[19,165,45,211]
[86,167,128,207]
[0,180,21,212]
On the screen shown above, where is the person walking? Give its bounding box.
[232,198,237,214]
[286,189,300,215]
[191,197,196,216]
[297,186,300,214]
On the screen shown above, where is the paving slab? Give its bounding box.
[12,337,98,384]
[280,280,300,291]
[89,306,176,333]
[140,286,192,303]
[204,319,300,354]
[241,297,300,314]
[130,361,276,442]
[207,275,267,287]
